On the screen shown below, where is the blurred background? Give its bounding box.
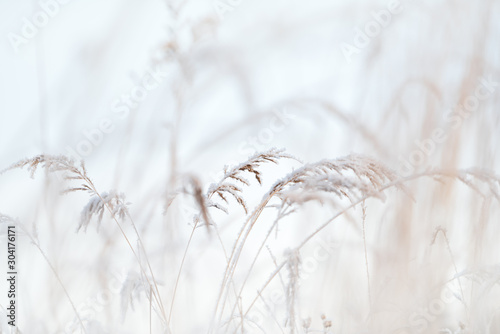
[0,0,499,333]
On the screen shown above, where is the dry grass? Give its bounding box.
[2,149,499,333]
[0,0,499,333]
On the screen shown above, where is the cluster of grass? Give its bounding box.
[1,0,499,333]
